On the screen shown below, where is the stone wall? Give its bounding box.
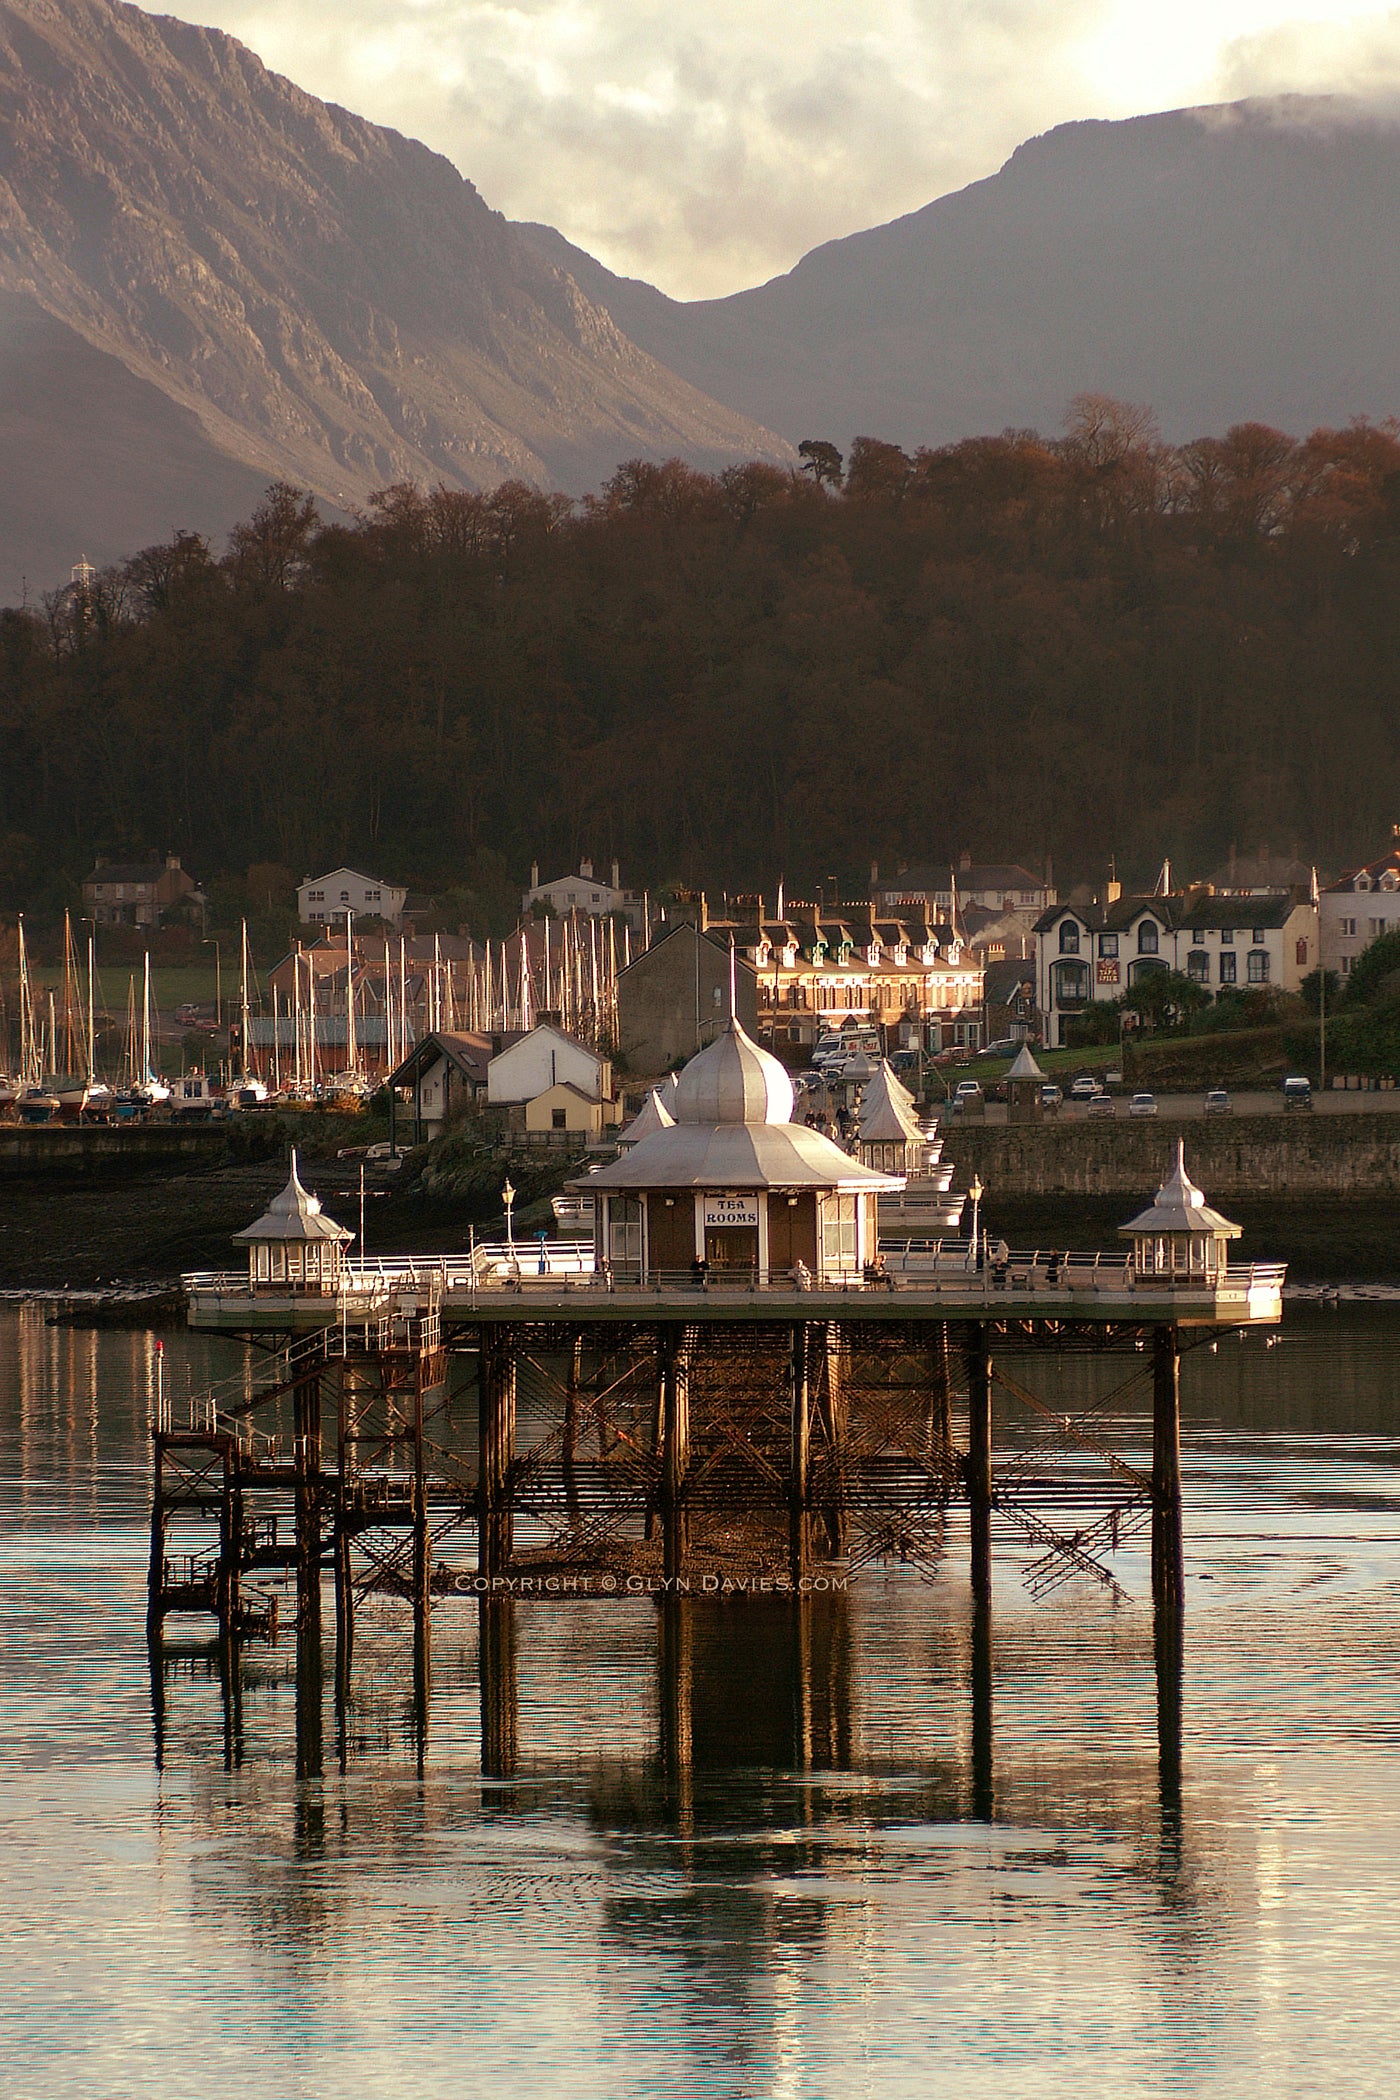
[0,1125,229,1180]
[942,1112,1400,1198]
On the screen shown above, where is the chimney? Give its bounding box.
[870,858,879,887]
[530,860,539,889]
[611,858,620,891]
[959,850,971,872]
[166,853,180,869]
[580,857,594,880]
[1106,875,1122,905]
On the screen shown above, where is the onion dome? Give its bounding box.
[1120,1140,1241,1241]
[233,1150,353,1245]
[673,1019,795,1126]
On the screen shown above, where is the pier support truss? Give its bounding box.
[148,1312,1191,1705]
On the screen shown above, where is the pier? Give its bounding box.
[148,1026,1283,1775]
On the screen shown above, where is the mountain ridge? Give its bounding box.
[0,0,789,599]
[520,95,1400,449]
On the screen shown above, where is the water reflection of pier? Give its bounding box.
[149,1585,1186,1841]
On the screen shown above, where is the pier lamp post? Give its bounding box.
[968,1173,984,1266]
[502,1175,516,1256]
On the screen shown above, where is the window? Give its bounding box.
[1052,959,1089,1006]
[1187,951,1209,984]
[1248,951,1270,984]
[1342,955,1353,975]
[1138,921,1159,955]
[1219,952,1237,985]
[1099,933,1118,958]
[551,1107,568,1129]
[1191,926,1205,945]
[1341,918,1358,937]
[1059,921,1080,955]
[1252,928,1266,945]
[1371,917,1390,938]
[821,1195,859,1273]
[1296,939,1309,967]
[1220,927,1234,945]
[340,890,349,901]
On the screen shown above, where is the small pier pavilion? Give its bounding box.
[154,1024,1284,1694]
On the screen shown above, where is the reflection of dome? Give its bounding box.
[674,1019,795,1126]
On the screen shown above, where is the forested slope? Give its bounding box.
[3,407,1399,909]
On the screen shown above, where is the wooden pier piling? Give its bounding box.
[661,1326,690,1582]
[478,1326,516,1578]
[965,1323,993,1599]
[789,1321,811,1584]
[1152,1326,1185,1617]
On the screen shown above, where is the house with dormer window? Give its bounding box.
[1321,841,1400,979]
[1036,890,1316,1046]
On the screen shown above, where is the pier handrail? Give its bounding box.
[183,1255,1289,1308]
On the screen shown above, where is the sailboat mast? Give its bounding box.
[142,952,152,1083]
[86,932,96,1082]
[239,920,251,1079]
[345,907,356,1076]
[17,917,37,1085]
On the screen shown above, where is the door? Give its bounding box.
[704,1226,759,1275]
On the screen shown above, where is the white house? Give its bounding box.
[1321,840,1400,980]
[486,1022,614,1107]
[299,867,408,929]
[522,857,646,932]
[1035,891,1317,1048]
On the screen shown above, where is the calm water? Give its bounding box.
[5,1302,1400,2098]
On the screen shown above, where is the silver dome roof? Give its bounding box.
[673,1019,795,1126]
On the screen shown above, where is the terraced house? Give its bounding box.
[1035,890,1317,1048]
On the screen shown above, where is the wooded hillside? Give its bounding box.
[4,402,1400,915]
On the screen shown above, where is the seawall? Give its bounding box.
[945,1112,1400,1198]
[0,1125,230,1180]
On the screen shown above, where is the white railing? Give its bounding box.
[183,1252,1286,1312]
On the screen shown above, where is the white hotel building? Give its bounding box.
[1035,891,1317,1048]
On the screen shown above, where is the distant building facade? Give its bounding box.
[1035,891,1318,1047]
[298,867,408,928]
[82,854,200,928]
[1321,841,1400,979]
[742,908,982,1053]
[873,856,1055,950]
[523,857,647,933]
[616,923,760,1075]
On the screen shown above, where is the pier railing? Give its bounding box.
[182,1247,1287,1322]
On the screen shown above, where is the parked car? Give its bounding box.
[976,1038,1020,1061]
[1087,1092,1117,1118]
[1129,1092,1158,1117]
[953,1079,983,1104]
[1040,1083,1063,1108]
[1104,1068,1123,1087]
[1204,1089,1233,1117]
[1282,1076,1314,1111]
[1069,1075,1101,1100]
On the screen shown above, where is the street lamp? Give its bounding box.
[502,1176,516,1255]
[968,1173,984,1265]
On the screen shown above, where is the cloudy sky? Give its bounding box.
[179,2,1400,297]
